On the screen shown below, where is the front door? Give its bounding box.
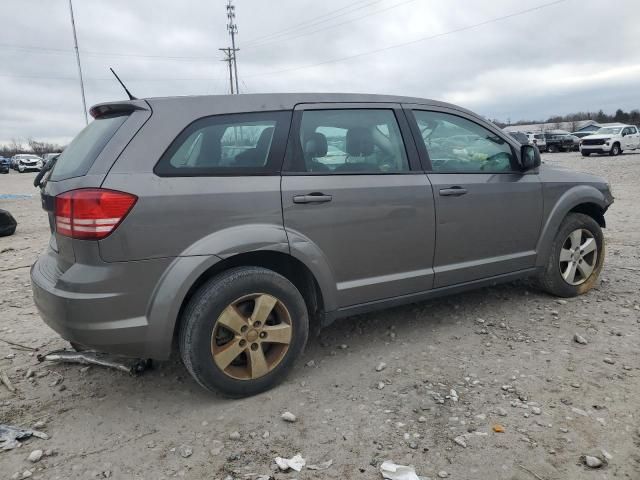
[407,107,543,288]
[281,104,436,307]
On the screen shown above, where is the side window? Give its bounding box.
[155,111,289,176]
[413,110,515,173]
[292,109,409,173]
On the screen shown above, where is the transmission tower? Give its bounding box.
[225,0,239,94]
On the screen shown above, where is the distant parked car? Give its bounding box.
[507,131,530,145]
[11,154,44,173]
[0,156,10,174]
[580,125,640,156]
[543,132,574,153]
[566,134,581,151]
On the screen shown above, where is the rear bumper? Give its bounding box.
[31,247,174,358]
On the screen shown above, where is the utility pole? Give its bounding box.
[225,0,239,94]
[219,47,234,94]
[68,0,88,125]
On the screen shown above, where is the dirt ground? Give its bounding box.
[1,151,639,480]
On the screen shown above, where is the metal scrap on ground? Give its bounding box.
[0,424,48,451]
[37,349,151,375]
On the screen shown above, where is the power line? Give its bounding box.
[243,0,568,79]
[68,0,88,125]
[243,0,418,51]
[242,0,383,46]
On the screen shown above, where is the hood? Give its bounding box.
[540,164,607,185]
[583,134,616,140]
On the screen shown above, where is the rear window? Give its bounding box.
[49,114,128,181]
[154,111,291,176]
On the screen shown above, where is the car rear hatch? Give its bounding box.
[39,100,151,268]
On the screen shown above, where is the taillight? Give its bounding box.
[55,189,137,240]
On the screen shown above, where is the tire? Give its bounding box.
[179,266,309,397]
[0,209,17,237]
[610,143,621,156]
[581,152,591,157]
[18,165,24,173]
[547,144,557,153]
[538,213,604,297]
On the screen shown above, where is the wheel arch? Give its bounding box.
[172,250,327,349]
[535,186,609,267]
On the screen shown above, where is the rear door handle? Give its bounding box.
[293,193,333,204]
[439,186,467,197]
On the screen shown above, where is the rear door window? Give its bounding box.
[155,111,290,176]
[49,114,129,181]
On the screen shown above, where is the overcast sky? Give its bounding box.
[1,0,639,144]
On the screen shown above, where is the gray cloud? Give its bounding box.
[1,0,639,144]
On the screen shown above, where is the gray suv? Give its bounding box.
[31,93,613,396]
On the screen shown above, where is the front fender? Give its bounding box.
[536,185,608,267]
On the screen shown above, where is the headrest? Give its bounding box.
[346,127,374,156]
[304,132,328,158]
[256,127,275,151]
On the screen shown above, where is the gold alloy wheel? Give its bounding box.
[211,293,293,380]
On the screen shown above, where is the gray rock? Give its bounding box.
[27,450,42,463]
[178,445,193,458]
[583,455,603,468]
[375,362,387,372]
[573,333,588,345]
[438,471,449,478]
[229,431,241,440]
[377,382,385,390]
[281,411,297,423]
[453,436,467,448]
[531,406,542,415]
[603,357,615,365]
[495,407,508,417]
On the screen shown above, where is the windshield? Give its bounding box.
[596,127,622,135]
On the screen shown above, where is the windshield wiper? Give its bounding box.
[34,155,59,189]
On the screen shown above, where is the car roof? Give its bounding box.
[94,93,475,117]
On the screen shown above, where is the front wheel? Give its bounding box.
[547,144,557,153]
[581,151,591,157]
[610,143,621,156]
[18,165,25,173]
[538,213,604,297]
[179,267,309,396]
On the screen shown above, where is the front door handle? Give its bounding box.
[293,193,333,204]
[439,186,468,197]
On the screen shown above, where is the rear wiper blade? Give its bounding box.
[34,156,58,188]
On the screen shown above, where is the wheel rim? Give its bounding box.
[559,228,598,286]
[211,293,293,380]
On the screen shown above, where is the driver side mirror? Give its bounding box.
[520,144,541,171]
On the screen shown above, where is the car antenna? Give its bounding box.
[109,67,137,100]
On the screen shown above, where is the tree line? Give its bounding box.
[0,138,65,158]
[492,108,640,129]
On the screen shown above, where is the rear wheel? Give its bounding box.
[538,213,604,297]
[610,143,621,156]
[547,144,557,153]
[179,267,309,396]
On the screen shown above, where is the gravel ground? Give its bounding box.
[1,151,639,480]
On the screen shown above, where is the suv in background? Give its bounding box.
[0,156,9,174]
[31,93,613,396]
[580,125,640,156]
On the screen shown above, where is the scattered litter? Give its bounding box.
[0,369,15,393]
[281,411,297,423]
[275,454,305,472]
[379,460,420,480]
[493,424,505,433]
[453,436,467,448]
[1,425,48,451]
[37,349,150,375]
[178,445,193,458]
[307,459,333,470]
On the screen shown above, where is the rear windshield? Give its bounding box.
[49,114,128,181]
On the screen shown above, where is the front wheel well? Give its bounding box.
[569,203,606,228]
[174,251,325,342]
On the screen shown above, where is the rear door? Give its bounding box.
[281,103,436,307]
[405,105,543,288]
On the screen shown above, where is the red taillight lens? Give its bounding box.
[55,189,137,240]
